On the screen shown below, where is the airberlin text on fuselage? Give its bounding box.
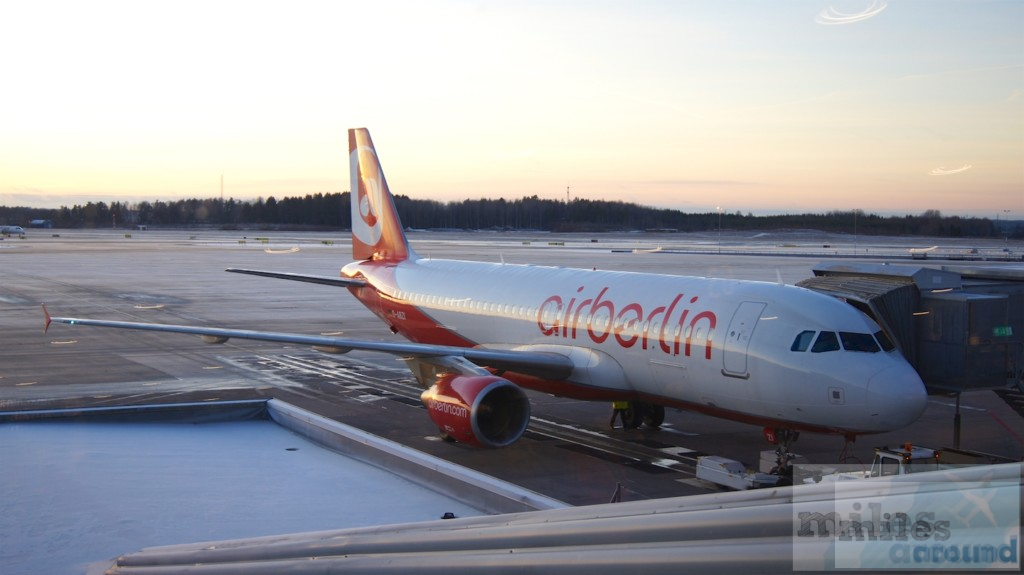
[537,286,717,359]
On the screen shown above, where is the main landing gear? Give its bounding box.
[620,402,665,429]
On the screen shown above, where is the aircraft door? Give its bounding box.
[722,301,766,377]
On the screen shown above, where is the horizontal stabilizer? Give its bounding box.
[226,268,367,288]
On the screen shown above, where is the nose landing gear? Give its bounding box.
[764,427,800,485]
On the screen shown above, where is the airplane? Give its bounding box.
[44,128,929,469]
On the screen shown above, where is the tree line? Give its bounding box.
[0,193,1018,238]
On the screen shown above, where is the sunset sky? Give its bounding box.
[1,1,1021,217]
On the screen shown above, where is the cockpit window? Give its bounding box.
[840,332,881,353]
[874,330,896,352]
[791,330,815,352]
[796,330,893,354]
[811,331,840,353]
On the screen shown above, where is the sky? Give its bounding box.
[1,0,1021,217]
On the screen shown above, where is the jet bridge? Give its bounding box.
[798,263,1023,394]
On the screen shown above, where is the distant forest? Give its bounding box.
[1,193,1020,238]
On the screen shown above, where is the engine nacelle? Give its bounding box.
[420,374,531,448]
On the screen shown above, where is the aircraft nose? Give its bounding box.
[865,363,928,431]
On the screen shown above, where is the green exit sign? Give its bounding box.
[993,326,1013,337]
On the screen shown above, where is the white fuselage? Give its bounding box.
[344,257,928,435]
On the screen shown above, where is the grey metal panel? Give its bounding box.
[811,262,963,290]
[103,463,1024,575]
[947,265,1024,282]
[110,539,795,574]
[918,291,1017,391]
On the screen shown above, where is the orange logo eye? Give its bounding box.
[358,186,377,227]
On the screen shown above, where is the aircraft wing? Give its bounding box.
[225,268,368,288]
[42,306,574,381]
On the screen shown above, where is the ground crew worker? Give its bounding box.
[610,401,630,429]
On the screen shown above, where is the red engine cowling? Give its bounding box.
[420,374,531,448]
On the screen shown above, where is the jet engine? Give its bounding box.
[419,374,531,448]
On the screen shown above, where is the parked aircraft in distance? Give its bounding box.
[45,128,929,470]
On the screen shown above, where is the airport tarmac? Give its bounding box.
[1,228,1022,506]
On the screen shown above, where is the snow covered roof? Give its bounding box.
[1,399,563,574]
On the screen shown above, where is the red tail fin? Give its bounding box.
[349,128,413,261]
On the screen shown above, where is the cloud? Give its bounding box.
[816,0,887,25]
[928,164,973,176]
[900,63,1024,82]
[647,180,754,187]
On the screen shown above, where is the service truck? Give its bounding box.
[804,443,1018,483]
[695,455,781,490]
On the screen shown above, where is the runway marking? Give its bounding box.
[202,366,224,370]
[49,340,78,345]
[218,356,309,389]
[661,427,700,437]
[15,381,37,387]
[929,400,987,412]
[531,417,608,439]
[988,410,1024,447]
[133,304,165,310]
[658,446,695,455]
[356,394,387,403]
[651,458,685,468]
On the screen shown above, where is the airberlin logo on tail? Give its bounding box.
[350,145,384,247]
[536,286,717,359]
[358,183,378,228]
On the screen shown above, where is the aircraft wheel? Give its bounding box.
[439,431,456,443]
[621,403,643,429]
[643,404,665,428]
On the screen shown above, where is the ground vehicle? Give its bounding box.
[803,443,1018,484]
[696,455,780,490]
[868,444,941,477]
[800,445,942,482]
